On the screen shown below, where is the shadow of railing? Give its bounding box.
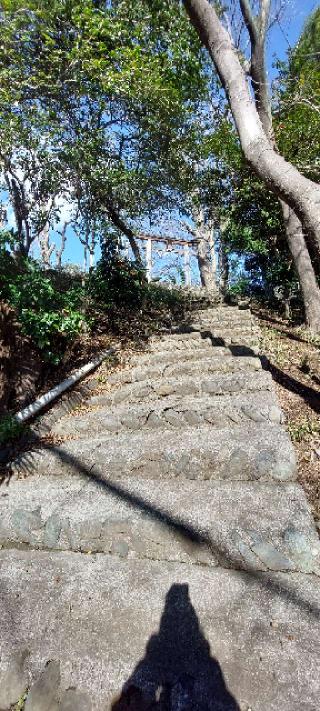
[261,357,320,416]
[10,436,320,623]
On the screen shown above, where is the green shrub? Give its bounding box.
[0,415,26,446]
[227,275,251,297]
[87,237,145,308]
[0,236,88,363]
[0,230,188,365]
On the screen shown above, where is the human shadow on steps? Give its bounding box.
[112,583,240,711]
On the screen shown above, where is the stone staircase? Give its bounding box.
[0,305,319,710]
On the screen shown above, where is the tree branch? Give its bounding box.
[103,200,144,269]
[239,0,258,43]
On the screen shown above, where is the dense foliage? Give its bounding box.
[0,232,86,363]
[0,228,188,368]
[0,0,319,332]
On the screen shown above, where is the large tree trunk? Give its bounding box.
[182,0,320,258]
[238,0,320,332]
[282,204,320,331]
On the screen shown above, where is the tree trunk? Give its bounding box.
[104,202,144,269]
[192,206,217,291]
[238,0,320,333]
[282,204,320,332]
[39,223,54,268]
[197,235,216,290]
[219,232,229,295]
[182,0,320,257]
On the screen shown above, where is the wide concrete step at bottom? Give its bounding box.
[1,475,319,575]
[89,370,274,408]
[0,550,319,710]
[51,391,283,439]
[108,356,262,386]
[19,422,297,482]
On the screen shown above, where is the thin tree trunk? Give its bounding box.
[182,0,320,257]
[103,202,144,269]
[192,206,216,291]
[219,231,229,295]
[39,222,54,268]
[56,221,68,269]
[197,235,216,290]
[282,204,320,331]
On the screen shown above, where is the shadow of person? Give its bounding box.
[112,583,240,710]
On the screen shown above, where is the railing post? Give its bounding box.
[146,238,152,282]
[209,230,217,283]
[183,242,191,286]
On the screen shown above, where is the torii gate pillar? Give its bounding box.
[146,238,152,282]
[183,243,191,287]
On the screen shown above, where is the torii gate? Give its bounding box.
[136,233,202,286]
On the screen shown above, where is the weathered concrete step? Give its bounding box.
[21,422,296,482]
[191,319,256,331]
[1,550,319,710]
[1,476,319,575]
[129,345,230,366]
[149,331,202,343]
[190,313,255,326]
[149,336,212,351]
[191,323,260,337]
[191,309,254,320]
[90,370,274,407]
[193,306,252,317]
[108,356,261,386]
[52,391,283,438]
[190,327,260,351]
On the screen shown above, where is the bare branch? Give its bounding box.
[260,0,271,39]
[239,0,258,42]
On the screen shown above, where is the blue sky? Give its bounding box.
[268,0,319,77]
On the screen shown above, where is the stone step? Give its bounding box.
[191,323,260,336]
[149,336,213,352]
[190,327,260,350]
[1,550,319,710]
[149,331,203,344]
[90,370,274,407]
[193,306,251,316]
[1,476,319,575]
[192,308,254,319]
[108,356,262,386]
[51,391,283,439]
[21,422,296,482]
[191,318,256,331]
[190,314,255,328]
[129,346,230,367]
